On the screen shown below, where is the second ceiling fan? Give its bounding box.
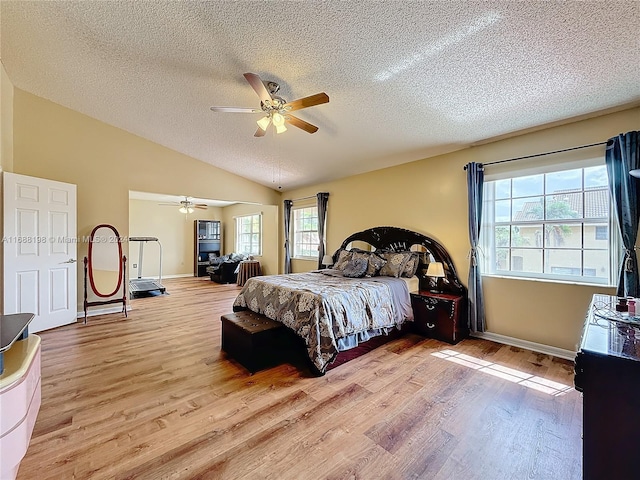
[159,196,207,214]
[210,73,329,137]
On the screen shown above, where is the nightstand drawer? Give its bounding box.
[410,292,467,344]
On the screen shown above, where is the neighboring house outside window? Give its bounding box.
[293,206,319,259]
[481,163,617,286]
[235,214,262,256]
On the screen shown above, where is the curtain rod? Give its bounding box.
[288,195,316,202]
[463,140,609,170]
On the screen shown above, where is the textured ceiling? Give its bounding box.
[128,191,238,208]
[1,1,639,191]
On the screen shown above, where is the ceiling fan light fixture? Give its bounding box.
[211,73,329,136]
[272,112,285,127]
[179,206,195,214]
[257,116,271,131]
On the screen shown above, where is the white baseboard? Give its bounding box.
[76,304,132,319]
[471,331,576,361]
[129,273,192,279]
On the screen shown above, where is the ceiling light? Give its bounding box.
[256,116,271,131]
[179,206,194,214]
[275,123,287,134]
[630,169,640,178]
[272,112,285,127]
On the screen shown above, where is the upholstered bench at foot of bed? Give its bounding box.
[220,311,290,373]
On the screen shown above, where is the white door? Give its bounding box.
[3,172,77,332]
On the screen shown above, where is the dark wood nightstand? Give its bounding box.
[410,291,468,344]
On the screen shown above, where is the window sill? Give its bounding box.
[481,273,616,289]
[292,257,317,262]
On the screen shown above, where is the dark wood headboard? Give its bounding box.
[336,226,466,296]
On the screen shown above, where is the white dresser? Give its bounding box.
[0,334,41,480]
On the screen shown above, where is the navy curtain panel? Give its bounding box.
[605,131,639,297]
[466,162,486,333]
[316,192,330,269]
[283,200,293,274]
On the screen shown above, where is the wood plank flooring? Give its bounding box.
[18,277,582,479]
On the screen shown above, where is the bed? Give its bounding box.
[231,226,467,374]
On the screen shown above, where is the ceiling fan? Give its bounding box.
[210,73,329,137]
[159,196,207,214]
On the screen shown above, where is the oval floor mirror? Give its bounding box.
[83,224,127,323]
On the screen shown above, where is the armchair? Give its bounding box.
[206,253,247,284]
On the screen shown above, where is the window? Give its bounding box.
[293,206,319,259]
[481,164,616,285]
[235,214,261,256]
[595,225,608,241]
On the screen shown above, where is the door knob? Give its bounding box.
[61,258,77,264]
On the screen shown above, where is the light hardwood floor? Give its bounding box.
[18,277,582,480]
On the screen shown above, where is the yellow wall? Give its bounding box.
[1,63,14,172]
[282,107,640,352]
[129,199,223,277]
[0,63,15,314]
[221,203,279,277]
[11,89,281,312]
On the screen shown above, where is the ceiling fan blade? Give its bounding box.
[158,203,179,206]
[195,205,208,209]
[283,92,329,112]
[210,106,262,113]
[254,127,266,137]
[243,73,273,104]
[286,114,319,134]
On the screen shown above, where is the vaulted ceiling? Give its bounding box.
[1,1,638,190]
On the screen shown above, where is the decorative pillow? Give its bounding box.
[366,252,387,277]
[378,251,410,278]
[401,252,420,278]
[333,249,353,271]
[349,250,386,277]
[342,257,368,278]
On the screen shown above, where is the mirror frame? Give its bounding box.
[88,224,124,298]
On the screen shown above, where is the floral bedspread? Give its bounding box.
[232,271,411,373]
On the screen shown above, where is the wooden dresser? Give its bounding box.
[574,294,640,480]
[410,291,468,344]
